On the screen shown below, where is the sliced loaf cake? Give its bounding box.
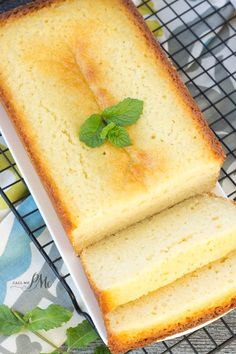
[106,249,236,354]
[81,195,236,312]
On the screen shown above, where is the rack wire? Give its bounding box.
[0,0,236,353]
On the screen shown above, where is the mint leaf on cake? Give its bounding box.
[79,114,105,148]
[100,122,116,140]
[79,98,143,148]
[107,125,132,148]
[102,97,143,126]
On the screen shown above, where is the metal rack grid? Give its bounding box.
[0,0,236,353]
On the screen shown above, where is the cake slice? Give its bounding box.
[106,249,236,354]
[0,0,224,253]
[81,195,236,312]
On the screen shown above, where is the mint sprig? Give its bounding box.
[0,305,24,335]
[102,98,143,126]
[100,122,116,140]
[24,304,72,331]
[0,304,110,354]
[66,321,99,350]
[79,114,105,148]
[107,125,132,148]
[79,98,144,148]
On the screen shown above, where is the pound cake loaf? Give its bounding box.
[81,195,236,313]
[106,249,236,354]
[0,0,224,253]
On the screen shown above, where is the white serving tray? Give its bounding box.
[0,105,228,346]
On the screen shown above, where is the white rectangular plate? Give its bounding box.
[0,104,227,345]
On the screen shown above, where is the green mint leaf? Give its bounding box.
[66,320,99,350]
[102,98,144,126]
[94,345,111,354]
[0,305,24,335]
[79,114,105,148]
[100,122,116,140]
[24,304,72,331]
[107,126,132,148]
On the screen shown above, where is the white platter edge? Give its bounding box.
[0,104,229,346]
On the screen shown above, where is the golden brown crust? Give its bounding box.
[120,0,225,165]
[107,295,236,354]
[0,0,65,25]
[0,83,76,236]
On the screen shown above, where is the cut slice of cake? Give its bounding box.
[81,194,236,312]
[0,0,224,253]
[106,249,236,354]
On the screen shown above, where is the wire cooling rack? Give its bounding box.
[0,0,236,353]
